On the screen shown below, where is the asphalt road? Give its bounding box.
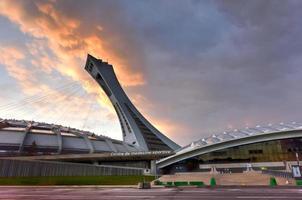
[0,186,302,200]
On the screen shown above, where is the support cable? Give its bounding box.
[30,86,82,123]
[51,89,87,125]
[0,81,79,112]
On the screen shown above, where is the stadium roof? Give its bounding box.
[157,122,302,168]
[0,118,141,155]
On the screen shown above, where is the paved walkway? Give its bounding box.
[0,186,302,199]
[159,171,295,185]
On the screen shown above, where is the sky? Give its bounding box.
[0,0,302,146]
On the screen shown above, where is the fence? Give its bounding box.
[0,159,143,177]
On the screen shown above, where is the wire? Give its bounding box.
[0,82,79,113]
[81,97,96,130]
[29,86,82,122]
[0,81,77,109]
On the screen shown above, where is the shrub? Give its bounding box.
[296,180,302,186]
[166,182,173,186]
[189,181,205,187]
[154,180,163,185]
[269,177,277,186]
[174,181,188,186]
[210,177,216,186]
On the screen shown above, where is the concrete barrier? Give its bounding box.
[0,159,143,177]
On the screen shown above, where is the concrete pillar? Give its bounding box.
[210,166,218,174]
[285,161,292,172]
[52,127,62,154]
[150,160,156,175]
[105,139,118,152]
[243,163,253,173]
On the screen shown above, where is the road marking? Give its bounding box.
[237,196,302,199]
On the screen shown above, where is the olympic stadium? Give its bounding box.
[0,54,301,177]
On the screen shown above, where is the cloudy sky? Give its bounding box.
[0,0,301,146]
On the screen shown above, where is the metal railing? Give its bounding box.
[262,169,293,179]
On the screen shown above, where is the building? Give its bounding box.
[157,122,302,173]
[0,119,139,156]
[0,54,301,175]
[84,54,180,151]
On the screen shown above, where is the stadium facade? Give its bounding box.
[0,119,140,156]
[0,54,301,175]
[157,123,302,173]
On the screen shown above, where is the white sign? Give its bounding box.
[292,166,301,178]
[110,151,171,157]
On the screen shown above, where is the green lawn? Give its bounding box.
[0,176,155,185]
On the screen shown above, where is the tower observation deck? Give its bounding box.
[85,55,180,151]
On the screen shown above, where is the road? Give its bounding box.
[0,186,302,199]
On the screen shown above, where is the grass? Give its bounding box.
[0,175,155,185]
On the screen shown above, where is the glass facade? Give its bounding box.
[162,137,302,173]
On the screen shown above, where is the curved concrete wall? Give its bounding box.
[0,119,140,155]
[157,129,302,168]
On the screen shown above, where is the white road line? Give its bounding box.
[237,196,302,199]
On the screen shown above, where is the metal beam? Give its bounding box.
[105,139,118,152]
[18,122,33,153]
[69,131,94,154]
[52,126,62,154]
[83,135,94,154]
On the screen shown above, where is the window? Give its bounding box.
[86,62,93,72]
[210,151,227,156]
[249,150,263,154]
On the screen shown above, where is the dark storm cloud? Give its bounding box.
[119,0,302,144]
[52,0,148,73]
[1,0,302,145]
[55,0,302,144]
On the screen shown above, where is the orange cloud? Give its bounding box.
[152,118,188,139]
[0,46,39,95]
[0,0,184,141]
[0,0,145,111]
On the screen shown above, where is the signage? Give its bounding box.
[110,151,172,157]
[292,165,301,178]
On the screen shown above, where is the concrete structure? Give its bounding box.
[158,171,295,185]
[157,122,302,173]
[0,119,139,156]
[1,54,302,177]
[4,151,172,173]
[85,55,179,151]
[0,158,143,177]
